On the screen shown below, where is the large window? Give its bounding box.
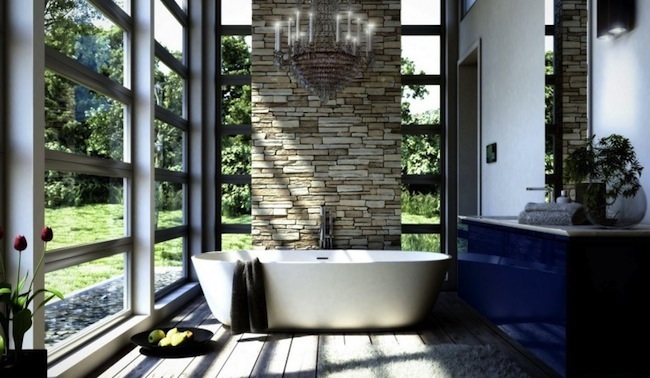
[218,1,252,250]
[400,0,444,252]
[1,0,196,374]
[216,1,446,252]
[43,0,132,353]
[545,0,559,200]
[153,0,189,296]
[40,0,190,358]
[0,0,4,228]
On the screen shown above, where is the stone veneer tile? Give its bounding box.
[252,0,401,249]
[557,0,588,196]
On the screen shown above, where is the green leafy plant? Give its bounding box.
[564,134,644,227]
[0,227,64,357]
[564,134,643,205]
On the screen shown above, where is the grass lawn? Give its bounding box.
[43,206,440,295]
[44,205,185,296]
[401,213,441,252]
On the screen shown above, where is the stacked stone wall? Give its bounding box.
[251,0,402,249]
[557,0,588,195]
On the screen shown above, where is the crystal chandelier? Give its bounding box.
[273,0,374,103]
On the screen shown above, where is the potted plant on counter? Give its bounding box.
[564,133,646,227]
[0,226,64,376]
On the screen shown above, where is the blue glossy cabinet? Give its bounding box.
[458,216,650,377]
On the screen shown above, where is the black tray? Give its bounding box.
[130,327,213,357]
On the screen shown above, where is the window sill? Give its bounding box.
[48,282,201,378]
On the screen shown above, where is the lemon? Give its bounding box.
[147,329,165,344]
[166,327,179,338]
[170,332,188,346]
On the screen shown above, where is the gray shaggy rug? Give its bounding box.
[317,343,531,378]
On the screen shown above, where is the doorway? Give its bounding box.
[458,41,481,216]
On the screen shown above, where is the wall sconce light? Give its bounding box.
[597,0,635,39]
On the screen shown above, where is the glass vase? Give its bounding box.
[583,183,647,228]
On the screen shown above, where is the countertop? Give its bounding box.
[458,215,650,237]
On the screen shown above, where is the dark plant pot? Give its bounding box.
[1,349,47,378]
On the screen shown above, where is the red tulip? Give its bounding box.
[14,235,28,252]
[41,227,54,242]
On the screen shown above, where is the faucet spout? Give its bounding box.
[526,186,554,203]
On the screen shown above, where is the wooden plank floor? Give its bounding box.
[89,292,562,378]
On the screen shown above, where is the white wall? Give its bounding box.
[590,0,650,224]
[458,0,545,216]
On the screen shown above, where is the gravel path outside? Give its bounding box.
[45,269,182,347]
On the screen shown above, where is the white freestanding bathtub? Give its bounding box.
[192,249,452,330]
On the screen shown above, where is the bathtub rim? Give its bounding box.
[192,249,452,263]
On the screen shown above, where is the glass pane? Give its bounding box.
[545,36,554,74]
[155,120,185,171]
[461,0,477,17]
[401,0,441,25]
[155,58,185,117]
[221,0,252,25]
[154,237,184,293]
[221,85,252,124]
[222,233,252,250]
[221,184,251,222]
[45,172,125,249]
[155,0,184,55]
[45,70,125,161]
[222,212,251,226]
[545,0,555,26]
[155,181,184,229]
[111,0,128,14]
[44,0,125,85]
[401,85,441,124]
[545,84,555,126]
[173,0,185,11]
[401,134,441,175]
[221,35,252,75]
[221,135,251,174]
[401,184,441,224]
[401,234,441,252]
[402,36,440,75]
[45,253,126,348]
[546,134,555,175]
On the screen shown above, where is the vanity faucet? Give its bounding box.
[526,186,554,203]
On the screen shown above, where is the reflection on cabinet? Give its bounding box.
[458,216,650,377]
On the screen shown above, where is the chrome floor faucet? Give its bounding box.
[319,205,334,249]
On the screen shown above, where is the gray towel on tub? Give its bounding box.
[230,258,268,334]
